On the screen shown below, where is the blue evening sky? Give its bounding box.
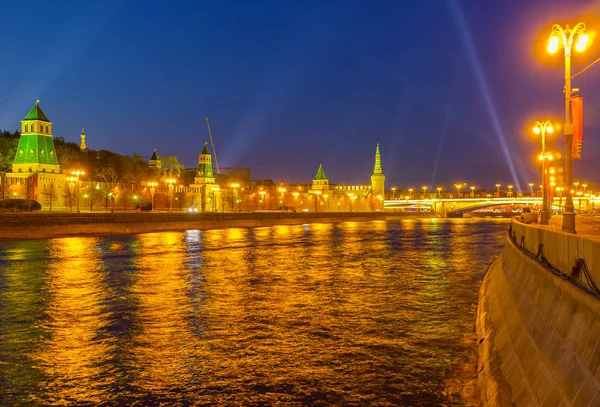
[1,0,599,190]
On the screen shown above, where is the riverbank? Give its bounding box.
[477,219,600,406]
[0,211,436,241]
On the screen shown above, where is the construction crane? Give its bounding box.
[205,117,220,174]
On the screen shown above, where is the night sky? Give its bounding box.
[1,0,599,190]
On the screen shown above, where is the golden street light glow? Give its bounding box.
[547,35,560,53]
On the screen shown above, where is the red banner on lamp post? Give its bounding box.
[572,95,583,159]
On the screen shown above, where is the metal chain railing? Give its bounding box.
[507,225,600,297]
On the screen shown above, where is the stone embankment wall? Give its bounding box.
[0,211,434,241]
[477,219,600,406]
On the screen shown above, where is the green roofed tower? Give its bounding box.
[13,100,60,174]
[312,163,329,190]
[370,143,385,198]
[195,142,215,184]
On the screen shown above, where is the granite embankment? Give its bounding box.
[0,211,435,240]
[477,219,600,406]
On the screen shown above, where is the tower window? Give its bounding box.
[25,124,29,132]
[40,149,45,157]
[19,149,24,157]
[49,151,54,158]
[45,125,48,133]
[29,149,34,157]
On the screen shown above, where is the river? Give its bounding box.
[0,218,508,406]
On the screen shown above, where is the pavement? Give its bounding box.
[549,214,600,236]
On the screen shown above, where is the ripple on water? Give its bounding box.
[0,218,508,406]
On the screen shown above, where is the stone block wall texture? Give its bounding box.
[0,212,434,240]
[477,224,600,406]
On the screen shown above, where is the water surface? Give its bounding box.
[0,219,508,406]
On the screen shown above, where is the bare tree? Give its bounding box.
[63,183,73,212]
[0,173,7,210]
[95,166,119,184]
[43,182,58,212]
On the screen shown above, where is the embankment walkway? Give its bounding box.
[0,211,435,241]
[477,217,600,406]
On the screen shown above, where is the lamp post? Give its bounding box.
[278,187,286,210]
[529,183,535,196]
[437,187,442,199]
[148,182,157,211]
[470,186,476,198]
[230,183,240,212]
[314,190,322,212]
[421,186,428,199]
[391,187,396,200]
[165,178,176,212]
[259,190,266,210]
[66,176,76,212]
[548,22,589,233]
[323,194,329,212]
[583,183,588,195]
[211,186,220,212]
[408,188,413,199]
[496,183,501,197]
[71,170,84,212]
[533,120,554,224]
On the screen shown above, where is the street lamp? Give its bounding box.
[408,188,413,199]
[548,22,589,233]
[436,187,442,199]
[529,183,535,196]
[278,187,287,210]
[496,183,501,197]
[230,183,240,212]
[583,183,588,195]
[70,170,85,212]
[533,120,554,224]
[148,182,157,211]
[66,176,76,212]
[259,190,267,210]
[211,186,220,211]
[391,187,397,200]
[314,190,322,212]
[165,178,176,212]
[574,182,580,192]
[508,185,514,197]
[470,186,476,197]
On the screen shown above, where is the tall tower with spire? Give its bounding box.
[191,142,217,212]
[195,142,215,184]
[312,164,330,191]
[13,100,60,174]
[370,143,385,198]
[80,128,87,151]
[8,100,67,210]
[149,149,162,170]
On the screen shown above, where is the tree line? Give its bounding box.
[0,129,167,184]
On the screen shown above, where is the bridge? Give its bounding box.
[383,196,592,218]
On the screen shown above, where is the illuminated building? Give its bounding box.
[5,100,67,210]
[80,128,87,151]
[190,142,217,211]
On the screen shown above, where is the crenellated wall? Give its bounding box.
[477,220,600,406]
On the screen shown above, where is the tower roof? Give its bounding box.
[201,142,209,155]
[315,164,327,180]
[373,143,383,174]
[150,149,158,160]
[23,100,50,122]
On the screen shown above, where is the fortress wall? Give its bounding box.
[0,211,434,241]
[477,223,600,406]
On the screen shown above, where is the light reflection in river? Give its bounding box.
[0,219,508,406]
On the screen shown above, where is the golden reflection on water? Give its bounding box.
[32,237,111,405]
[0,219,510,406]
[129,232,202,401]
